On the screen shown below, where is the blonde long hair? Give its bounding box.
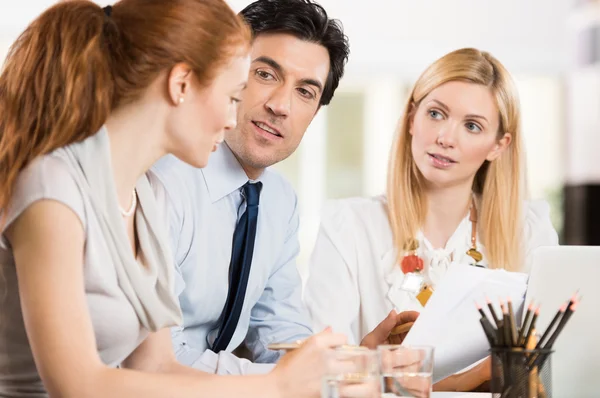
[386,48,525,271]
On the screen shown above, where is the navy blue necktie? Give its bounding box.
[212,181,262,352]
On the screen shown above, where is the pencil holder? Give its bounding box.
[490,347,553,398]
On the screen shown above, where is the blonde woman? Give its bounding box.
[305,48,558,391]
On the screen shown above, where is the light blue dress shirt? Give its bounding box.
[151,143,313,375]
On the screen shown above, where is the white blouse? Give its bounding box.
[304,196,559,345]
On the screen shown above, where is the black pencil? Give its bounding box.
[542,300,578,350]
[496,320,504,346]
[497,300,507,346]
[480,316,497,346]
[535,303,567,350]
[486,296,501,327]
[518,302,535,346]
[475,301,493,326]
[502,306,512,347]
[476,301,486,318]
[523,305,540,347]
[538,292,578,350]
[533,300,579,370]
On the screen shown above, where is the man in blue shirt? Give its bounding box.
[152,0,350,374]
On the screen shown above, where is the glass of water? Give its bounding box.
[377,345,434,398]
[321,346,380,398]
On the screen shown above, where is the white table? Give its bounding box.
[431,393,491,398]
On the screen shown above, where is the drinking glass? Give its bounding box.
[321,346,380,398]
[378,345,434,398]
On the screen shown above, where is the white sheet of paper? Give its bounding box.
[402,264,528,383]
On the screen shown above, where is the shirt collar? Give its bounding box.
[202,142,263,203]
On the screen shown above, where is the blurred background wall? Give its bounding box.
[2,0,597,279]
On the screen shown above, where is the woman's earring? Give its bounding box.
[178,97,185,104]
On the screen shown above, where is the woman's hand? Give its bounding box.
[433,357,491,392]
[361,310,420,349]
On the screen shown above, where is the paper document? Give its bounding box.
[402,264,528,383]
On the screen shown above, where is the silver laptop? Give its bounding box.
[525,245,600,398]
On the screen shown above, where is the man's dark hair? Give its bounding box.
[240,0,349,106]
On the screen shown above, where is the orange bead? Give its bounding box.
[401,254,424,274]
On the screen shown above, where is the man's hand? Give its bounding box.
[360,310,420,349]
